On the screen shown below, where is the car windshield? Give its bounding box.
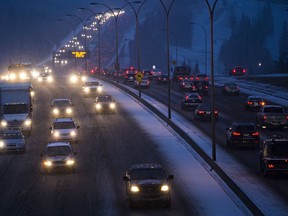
[97,96,113,102]
[53,100,71,107]
[46,146,71,157]
[1,132,22,139]
[249,97,262,101]
[85,82,99,86]
[130,169,166,180]
[3,104,28,114]
[269,142,288,157]
[53,121,75,129]
[235,126,255,132]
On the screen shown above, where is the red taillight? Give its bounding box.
[196,77,200,80]
[232,132,241,136]
[247,101,252,105]
[286,115,288,120]
[243,69,246,73]
[204,86,208,89]
[199,96,202,100]
[252,132,259,136]
[214,111,218,114]
[125,75,128,78]
[267,164,275,169]
[233,69,236,73]
[263,115,267,119]
[205,77,209,80]
[198,110,205,114]
[185,96,188,100]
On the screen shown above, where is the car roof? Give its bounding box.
[52,98,71,102]
[47,141,71,148]
[129,163,163,170]
[53,117,75,123]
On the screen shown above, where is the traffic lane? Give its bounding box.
[145,79,288,202]
[0,74,195,216]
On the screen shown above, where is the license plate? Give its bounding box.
[244,133,250,137]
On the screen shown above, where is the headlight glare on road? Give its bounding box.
[130,185,139,193]
[161,184,169,192]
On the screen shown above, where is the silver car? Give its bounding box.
[0,129,26,152]
[50,118,80,143]
[51,98,74,117]
[41,141,76,173]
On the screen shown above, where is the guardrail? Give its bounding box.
[97,75,264,216]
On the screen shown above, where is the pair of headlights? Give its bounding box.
[130,185,169,193]
[44,159,75,167]
[53,130,77,137]
[95,103,116,110]
[53,108,72,115]
[1,119,31,127]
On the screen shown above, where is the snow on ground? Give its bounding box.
[90,75,288,216]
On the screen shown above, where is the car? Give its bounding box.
[230,66,246,76]
[95,95,116,114]
[151,69,162,77]
[40,141,76,173]
[123,163,173,208]
[222,82,240,96]
[179,79,196,92]
[123,67,137,83]
[180,93,202,110]
[193,80,209,95]
[194,104,218,121]
[226,122,260,149]
[50,118,80,143]
[0,129,26,152]
[51,98,74,117]
[142,70,153,80]
[156,74,169,84]
[37,72,53,83]
[82,80,103,97]
[260,135,288,177]
[133,77,150,88]
[245,96,265,111]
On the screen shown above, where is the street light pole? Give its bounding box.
[190,22,207,75]
[159,0,176,120]
[205,0,218,161]
[57,19,77,72]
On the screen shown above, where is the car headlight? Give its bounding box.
[53,108,59,114]
[70,75,78,83]
[66,108,72,114]
[53,131,60,137]
[83,87,90,93]
[0,141,5,148]
[97,86,103,92]
[109,103,116,109]
[37,77,43,82]
[24,119,32,126]
[30,91,35,97]
[19,72,28,80]
[47,76,53,82]
[66,159,75,166]
[9,73,16,80]
[130,185,139,193]
[161,184,169,192]
[70,131,76,137]
[44,160,52,167]
[81,76,87,81]
[1,120,7,127]
[95,103,102,110]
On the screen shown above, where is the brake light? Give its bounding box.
[267,164,275,169]
[185,96,189,100]
[232,132,241,136]
[263,115,267,119]
[243,69,246,73]
[214,111,218,114]
[261,102,265,106]
[198,110,205,114]
[247,101,252,105]
[252,132,259,136]
[204,86,208,89]
[196,77,200,80]
[286,115,288,120]
[233,69,236,73]
[205,77,209,80]
[198,96,202,100]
